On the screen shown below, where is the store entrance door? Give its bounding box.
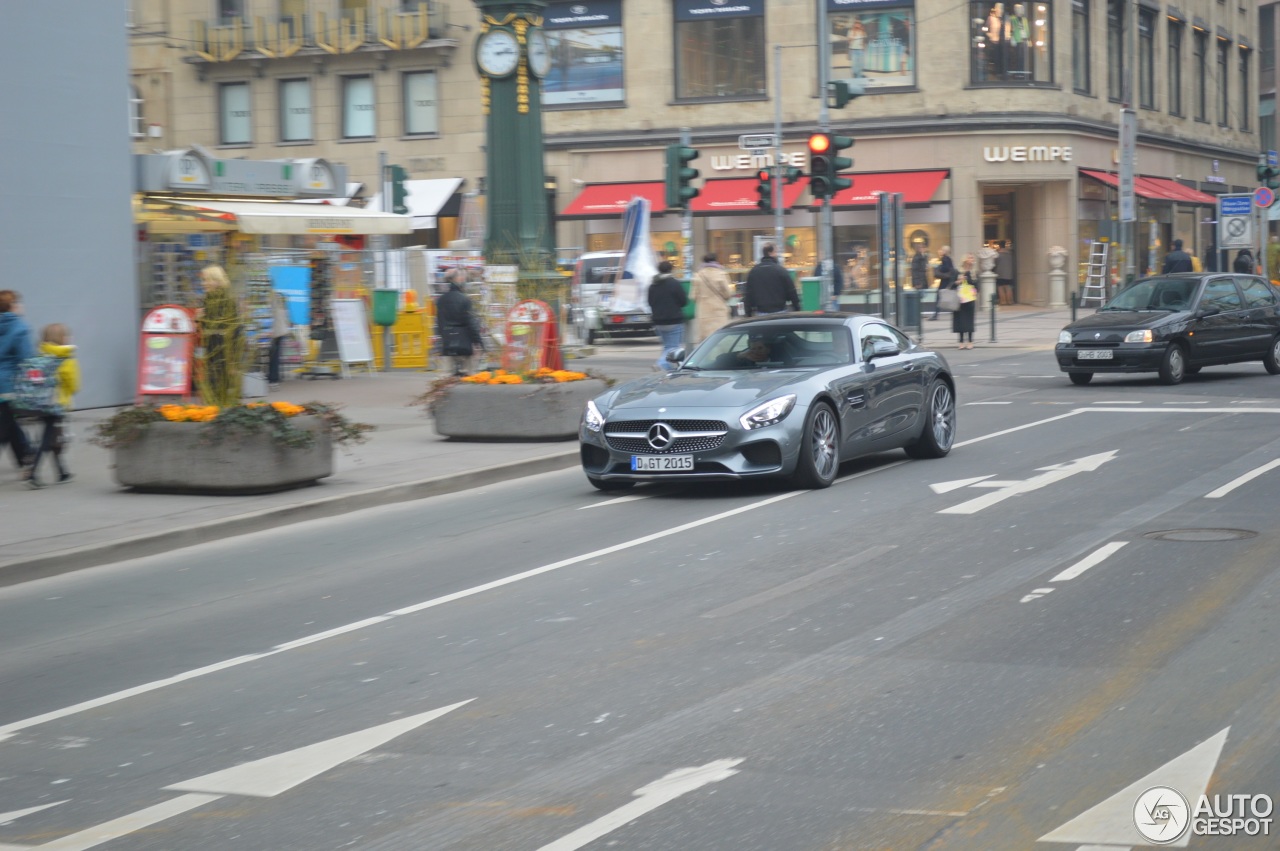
[982,189,1018,303]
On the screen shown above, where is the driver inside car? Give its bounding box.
[711,336,774,369]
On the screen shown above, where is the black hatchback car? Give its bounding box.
[1056,273,1280,385]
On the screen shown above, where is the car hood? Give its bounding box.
[1063,310,1186,334]
[600,370,811,412]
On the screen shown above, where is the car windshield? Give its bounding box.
[1101,277,1196,312]
[683,324,854,370]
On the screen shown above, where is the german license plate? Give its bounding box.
[630,314,650,324]
[1078,349,1113,360]
[631,454,693,472]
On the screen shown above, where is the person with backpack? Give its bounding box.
[20,323,78,488]
[0,289,35,473]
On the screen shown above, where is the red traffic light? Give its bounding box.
[808,133,831,154]
[757,169,771,182]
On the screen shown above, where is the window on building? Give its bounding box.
[1217,38,1230,125]
[279,78,312,142]
[674,1,766,100]
[1262,95,1276,154]
[1194,29,1208,121]
[1107,0,1123,100]
[341,0,368,22]
[218,81,251,144]
[402,71,438,135]
[543,0,625,107]
[1263,5,1275,73]
[342,75,375,138]
[1138,8,1155,108]
[1239,48,1251,130]
[280,0,306,37]
[831,3,917,92]
[1072,0,1090,93]
[1168,19,1183,115]
[129,84,145,138]
[217,0,244,25]
[971,1,1053,84]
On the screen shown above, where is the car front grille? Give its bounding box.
[604,419,729,454]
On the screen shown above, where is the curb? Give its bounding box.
[0,450,581,588]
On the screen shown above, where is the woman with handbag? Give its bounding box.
[954,254,979,349]
[930,246,958,320]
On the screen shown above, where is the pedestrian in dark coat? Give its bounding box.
[1233,249,1256,274]
[0,289,35,471]
[1161,239,1194,273]
[910,245,929,290]
[930,246,957,319]
[743,243,799,316]
[436,270,485,376]
[953,254,978,349]
[648,260,688,371]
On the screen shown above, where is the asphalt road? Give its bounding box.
[2,349,1280,851]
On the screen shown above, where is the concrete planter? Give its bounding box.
[433,379,606,441]
[113,416,333,494]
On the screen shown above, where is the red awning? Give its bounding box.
[1080,169,1217,204]
[827,170,948,207]
[560,182,667,217]
[688,176,812,213]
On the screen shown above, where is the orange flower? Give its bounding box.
[270,401,305,417]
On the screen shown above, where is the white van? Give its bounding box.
[568,251,655,344]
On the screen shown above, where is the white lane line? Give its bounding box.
[964,401,1013,406]
[1205,459,1280,499]
[953,410,1085,448]
[35,794,222,851]
[1164,400,1208,404]
[273,617,391,651]
[1050,541,1128,582]
[1093,400,1142,404]
[537,759,743,851]
[1089,407,1280,413]
[578,495,651,510]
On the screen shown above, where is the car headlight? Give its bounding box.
[1058,331,1073,345]
[740,394,796,430]
[583,399,605,433]
[1124,329,1153,343]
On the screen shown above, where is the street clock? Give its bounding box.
[475,28,519,78]
[525,27,551,78]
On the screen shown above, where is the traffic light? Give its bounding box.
[665,143,701,209]
[755,169,774,212]
[809,133,854,200]
[827,78,866,110]
[1258,163,1280,191]
[388,164,409,215]
[783,166,803,184]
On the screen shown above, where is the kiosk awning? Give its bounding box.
[368,177,465,229]
[1080,169,1217,204]
[173,200,412,235]
[827,170,949,207]
[689,176,811,213]
[561,182,668,217]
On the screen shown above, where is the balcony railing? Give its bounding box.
[191,2,444,63]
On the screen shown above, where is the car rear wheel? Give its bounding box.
[1264,336,1280,375]
[1068,372,1093,386]
[1159,344,1187,385]
[587,476,633,491]
[905,380,956,459]
[790,402,840,489]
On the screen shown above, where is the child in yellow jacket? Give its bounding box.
[26,323,79,488]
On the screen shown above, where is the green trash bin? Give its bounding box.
[371,289,399,327]
[901,289,921,327]
[800,277,823,312]
[681,279,695,321]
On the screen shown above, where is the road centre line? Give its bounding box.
[1204,459,1280,499]
[1093,400,1142,404]
[1,466,902,738]
[1050,541,1128,582]
[964,401,1012,405]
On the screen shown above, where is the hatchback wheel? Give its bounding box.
[1069,372,1093,386]
[790,402,840,489]
[1158,344,1186,385]
[905,380,956,459]
[1265,336,1280,375]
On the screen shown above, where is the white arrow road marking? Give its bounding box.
[1050,542,1129,583]
[939,451,1118,515]
[1020,588,1055,603]
[0,801,68,826]
[930,476,995,494]
[536,759,744,851]
[166,699,472,798]
[1039,728,1229,847]
[24,793,222,851]
[1205,459,1280,499]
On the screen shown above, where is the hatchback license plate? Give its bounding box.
[1078,349,1113,360]
[631,454,694,472]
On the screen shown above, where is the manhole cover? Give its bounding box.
[1143,528,1258,542]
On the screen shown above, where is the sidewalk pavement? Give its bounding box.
[0,305,1073,584]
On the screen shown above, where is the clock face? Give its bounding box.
[476,29,519,78]
[526,28,552,78]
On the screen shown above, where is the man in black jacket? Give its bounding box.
[647,260,689,371]
[435,269,485,376]
[744,244,799,316]
[1161,239,1193,273]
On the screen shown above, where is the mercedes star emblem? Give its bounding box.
[647,423,674,450]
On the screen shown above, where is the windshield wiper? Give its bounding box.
[679,365,703,371]
[1099,306,1136,311]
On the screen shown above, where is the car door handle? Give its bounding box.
[903,362,917,371]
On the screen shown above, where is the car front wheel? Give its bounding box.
[905,379,956,459]
[790,402,840,489]
[1159,344,1187,385]
[1069,372,1093,386]
[1264,336,1280,375]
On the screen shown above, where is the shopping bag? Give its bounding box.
[937,288,961,312]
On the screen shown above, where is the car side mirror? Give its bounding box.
[666,347,686,364]
[868,340,901,360]
[1196,304,1221,318]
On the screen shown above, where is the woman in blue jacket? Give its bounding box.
[0,289,35,470]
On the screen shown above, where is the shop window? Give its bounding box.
[1193,29,1207,121]
[403,71,438,136]
[1239,48,1251,130]
[829,2,916,92]
[1106,0,1123,100]
[218,81,251,145]
[1071,0,1090,94]
[1168,20,1183,116]
[543,0,625,108]
[341,75,375,139]
[971,1,1052,85]
[279,78,312,142]
[129,84,144,138]
[1217,38,1230,126]
[217,0,244,26]
[674,1,766,100]
[1138,8,1155,108]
